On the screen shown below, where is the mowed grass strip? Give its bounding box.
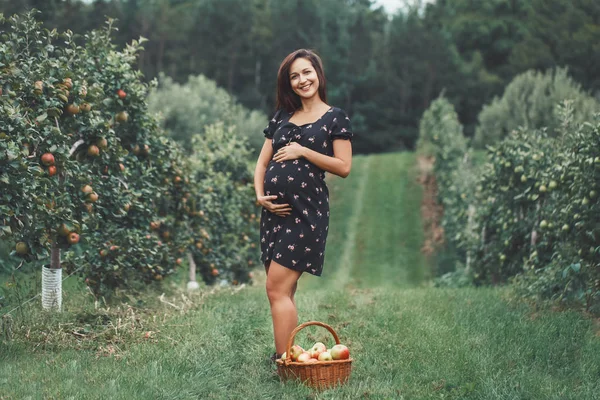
[301,154,370,291]
[2,285,599,399]
[1,151,599,399]
[349,152,428,288]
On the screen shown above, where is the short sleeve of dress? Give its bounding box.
[263,109,283,139]
[329,108,354,142]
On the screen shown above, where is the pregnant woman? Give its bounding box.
[253,49,354,363]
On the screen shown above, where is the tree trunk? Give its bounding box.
[187,252,199,291]
[42,239,62,311]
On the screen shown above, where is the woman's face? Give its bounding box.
[289,57,319,100]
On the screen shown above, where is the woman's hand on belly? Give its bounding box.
[257,194,292,217]
[272,142,306,163]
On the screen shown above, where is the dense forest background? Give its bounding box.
[2,0,599,153]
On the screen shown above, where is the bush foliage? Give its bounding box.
[148,74,267,154]
[474,68,599,147]
[419,94,600,313]
[0,11,259,297]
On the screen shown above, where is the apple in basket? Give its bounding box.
[309,342,327,359]
[318,351,333,361]
[290,345,304,361]
[330,344,350,360]
[296,352,312,363]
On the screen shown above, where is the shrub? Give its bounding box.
[419,94,599,313]
[417,96,478,273]
[474,68,599,147]
[187,122,259,286]
[0,11,259,298]
[148,74,267,154]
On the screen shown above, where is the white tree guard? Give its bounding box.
[187,252,199,291]
[42,266,62,311]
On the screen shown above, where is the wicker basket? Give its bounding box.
[276,321,353,389]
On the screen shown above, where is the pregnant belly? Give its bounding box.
[264,159,324,199]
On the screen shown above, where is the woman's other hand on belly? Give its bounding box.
[257,194,292,217]
[273,142,306,163]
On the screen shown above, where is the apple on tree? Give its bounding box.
[67,232,80,245]
[15,242,29,255]
[41,153,55,166]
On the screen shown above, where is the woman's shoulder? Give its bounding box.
[329,106,350,120]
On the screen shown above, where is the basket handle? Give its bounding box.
[283,321,341,365]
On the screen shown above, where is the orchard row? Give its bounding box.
[0,12,260,295]
[418,97,600,313]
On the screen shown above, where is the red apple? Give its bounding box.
[67,232,80,245]
[117,89,126,99]
[304,358,318,364]
[318,351,333,361]
[296,352,311,363]
[309,342,327,359]
[41,153,55,166]
[63,77,73,90]
[289,345,304,361]
[87,145,100,157]
[81,184,93,194]
[66,104,80,115]
[330,344,350,360]
[48,165,57,176]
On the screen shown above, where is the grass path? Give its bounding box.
[1,152,599,399]
[329,156,371,288]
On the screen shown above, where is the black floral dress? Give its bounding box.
[260,107,353,276]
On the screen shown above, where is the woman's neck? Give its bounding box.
[298,96,327,113]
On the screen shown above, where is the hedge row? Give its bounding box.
[0,12,260,296]
[419,96,600,313]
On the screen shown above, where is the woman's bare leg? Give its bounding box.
[265,261,302,356]
[266,264,298,307]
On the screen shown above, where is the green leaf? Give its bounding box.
[570,263,581,273]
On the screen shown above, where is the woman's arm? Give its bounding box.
[254,139,292,216]
[254,139,273,199]
[272,140,352,178]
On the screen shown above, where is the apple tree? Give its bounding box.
[187,122,260,286]
[0,11,190,303]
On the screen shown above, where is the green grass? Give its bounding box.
[1,152,599,399]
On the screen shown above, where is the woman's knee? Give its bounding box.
[266,277,293,303]
[265,262,300,302]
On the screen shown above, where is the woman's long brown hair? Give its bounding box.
[275,49,327,114]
